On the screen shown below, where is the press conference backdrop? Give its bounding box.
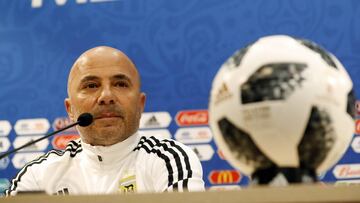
[0,0,360,194]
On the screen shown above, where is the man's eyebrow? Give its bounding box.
[77,74,133,85]
[79,75,100,84]
[112,74,132,84]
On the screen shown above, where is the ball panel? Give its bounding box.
[317,107,354,173]
[298,106,336,169]
[296,38,338,69]
[218,117,274,169]
[241,63,307,104]
[347,89,356,118]
[231,44,252,67]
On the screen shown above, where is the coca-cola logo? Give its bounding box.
[175,110,208,126]
[52,134,80,150]
[333,164,360,179]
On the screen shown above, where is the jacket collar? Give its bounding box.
[80,132,140,166]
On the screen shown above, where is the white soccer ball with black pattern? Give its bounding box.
[209,35,355,176]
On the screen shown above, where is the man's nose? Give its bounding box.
[98,86,115,105]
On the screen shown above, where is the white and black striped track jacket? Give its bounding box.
[5,132,204,195]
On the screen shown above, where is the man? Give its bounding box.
[6,46,205,195]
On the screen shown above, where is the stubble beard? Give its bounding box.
[78,115,140,146]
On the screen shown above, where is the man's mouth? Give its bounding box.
[94,112,123,120]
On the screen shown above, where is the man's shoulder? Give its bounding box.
[5,140,83,196]
[134,136,192,153]
[21,139,83,170]
[132,135,204,192]
[133,135,198,164]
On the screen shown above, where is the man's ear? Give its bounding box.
[64,98,75,122]
[139,92,146,113]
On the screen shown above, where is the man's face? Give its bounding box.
[65,47,146,146]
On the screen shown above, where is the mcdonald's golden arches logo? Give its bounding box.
[208,170,241,184]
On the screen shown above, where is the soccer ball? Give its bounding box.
[209,35,355,177]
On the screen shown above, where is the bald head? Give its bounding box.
[64,46,146,146]
[67,46,141,96]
